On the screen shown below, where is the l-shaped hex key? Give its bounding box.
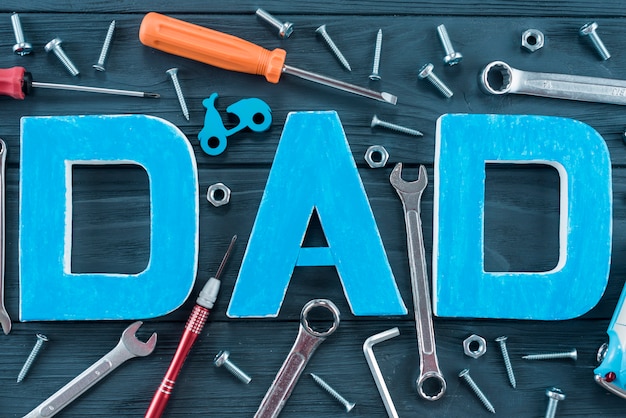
[363,327,401,418]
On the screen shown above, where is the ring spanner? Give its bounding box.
[0,139,10,335]
[390,163,446,401]
[255,299,340,418]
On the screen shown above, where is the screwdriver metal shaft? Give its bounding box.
[31,81,159,98]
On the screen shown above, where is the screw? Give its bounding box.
[369,29,383,81]
[544,387,565,418]
[579,22,610,60]
[10,13,32,56]
[213,350,251,384]
[93,20,116,72]
[418,63,453,98]
[523,348,577,361]
[495,336,516,389]
[166,68,190,121]
[437,24,463,65]
[255,8,293,39]
[45,38,80,76]
[310,373,355,412]
[17,333,49,383]
[371,115,423,137]
[316,24,352,72]
[458,369,495,414]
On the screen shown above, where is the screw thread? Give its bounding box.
[223,359,252,384]
[370,29,383,80]
[545,399,559,418]
[310,373,355,412]
[372,116,423,137]
[11,13,26,43]
[316,26,352,71]
[437,24,455,55]
[496,340,516,388]
[95,20,116,70]
[523,349,577,360]
[460,371,495,414]
[425,72,453,98]
[18,334,48,383]
[589,32,611,60]
[167,70,190,121]
[256,9,282,30]
[51,46,80,76]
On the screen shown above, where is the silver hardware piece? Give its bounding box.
[166,68,190,121]
[522,29,544,52]
[390,164,446,401]
[459,369,496,414]
[17,333,48,383]
[545,387,565,418]
[310,373,355,412]
[580,21,610,60]
[418,63,453,98]
[255,299,340,418]
[597,342,608,364]
[364,145,389,169]
[363,328,401,418]
[256,9,293,39]
[24,321,156,418]
[523,348,577,361]
[214,350,252,384]
[479,60,626,106]
[207,183,231,207]
[11,13,32,55]
[437,24,462,65]
[0,139,9,335]
[371,114,423,137]
[369,29,383,81]
[93,20,116,71]
[463,334,487,359]
[45,38,80,76]
[316,25,352,72]
[495,336,516,389]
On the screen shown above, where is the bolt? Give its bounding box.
[310,373,355,412]
[579,22,611,60]
[316,24,352,72]
[11,13,32,56]
[17,333,49,383]
[93,20,116,71]
[495,336,516,389]
[418,63,453,98]
[369,29,383,81]
[45,38,80,76]
[166,68,190,121]
[437,24,463,65]
[523,348,577,361]
[255,8,293,39]
[213,350,251,384]
[458,369,495,414]
[371,114,423,137]
[544,387,565,418]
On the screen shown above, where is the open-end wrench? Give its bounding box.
[0,139,10,335]
[24,321,157,418]
[390,163,446,401]
[480,60,626,105]
[255,299,340,418]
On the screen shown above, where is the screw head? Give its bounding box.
[279,22,294,38]
[214,350,229,367]
[166,67,179,77]
[418,63,434,79]
[345,401,356,412]
[92,64,106,72]
[546,387,566,401]
[369,73,381,81]
[36,333,49,342]
[443,51,463,65]
[495,336,508,343]
[13,42,33,56]
[370,114,381,128]
[315,24,327,35]
[458,368,470,378]
[44,38,62,52]
[580,21,598,36]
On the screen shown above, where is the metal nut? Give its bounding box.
[207,183,231,207]
[463,334,487,358]
[364,145,389,168]
[521,29,544,52]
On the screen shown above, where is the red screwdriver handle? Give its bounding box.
[0,67,27,100]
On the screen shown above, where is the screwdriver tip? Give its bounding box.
[144,92,160,98]
[381,92,397,105]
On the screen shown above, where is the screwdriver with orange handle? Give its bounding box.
[139,12,397,105]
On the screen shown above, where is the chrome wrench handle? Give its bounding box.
[0,139,9,335]
[255,299,340,418]
[480,60,626,105]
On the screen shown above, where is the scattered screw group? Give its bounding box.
[166,68,190,121]
[45,38,80,76]
[458,368,495,414]
[418,63,453,98]
[579,21,611,60]
[316,24,352,72]
[310,373,355,412]
[495,336,516,389]
[371,114,423,137]
[11,13,32,56]
[213,350,251,384]
[523,348,577,361]
[17,333,49,383]
[93,20,116,71]
[256,8,293,39]
[544,387,565,418]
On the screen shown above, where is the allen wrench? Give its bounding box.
[363,327,401,418]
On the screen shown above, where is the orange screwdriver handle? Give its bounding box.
[139,12,287,84]
[0,67,27,99]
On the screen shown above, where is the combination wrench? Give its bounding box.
[480,60,626,105]
[390,163,446,401]
[0,139,9,334]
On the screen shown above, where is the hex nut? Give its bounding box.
[207,183,231,207]
[521,29,544,52]
[364,145,389,168]
[463,334,487,358]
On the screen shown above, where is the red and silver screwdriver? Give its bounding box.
[0,67,159,99]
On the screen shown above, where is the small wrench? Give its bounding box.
[480,60,626,105]
[255,299,340,418]
[24,321,157,418]
[0,139,10,334]
[390,163,446,401]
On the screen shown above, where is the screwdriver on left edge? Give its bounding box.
[0,67,159,99]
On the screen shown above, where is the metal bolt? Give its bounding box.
[255,8,293,39]
[166,68,190,121]
[371,114,423,137]
[310,373,355,412]
[17,333,49,383]
[93,20,116,72]
[213,350,251,384]
[523,348,577,361]
[437,24,463,65]
[418,63,453,98]
[458,369,495,414]
[495,336,516,389]
[316,24,352,72]
[45,38,80,76]
[544,387,565,418]
[11,13,32,56]
[579,22,610,60]
[369,29,383,81]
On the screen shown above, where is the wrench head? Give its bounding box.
[120,321,157,357]
[389,163,428,194]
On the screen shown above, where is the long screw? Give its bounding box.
[93,20,116,71]
[523,349,577,361]
[369,29,383,81]
[310,373,356,412]
[214,350,251,384]
[418,63,453,98]
[437,24,463,66]
[45,38,80,76]
[545,387,565,418]
[11,13,32,56]
[255,8,293,39]
[579,22,610,60]
[371,114,423,137]
[316,25,352,72]
[458,369,495,414]
[166,68,190,121]
[17,333,49,383]
[495,336,516,389]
